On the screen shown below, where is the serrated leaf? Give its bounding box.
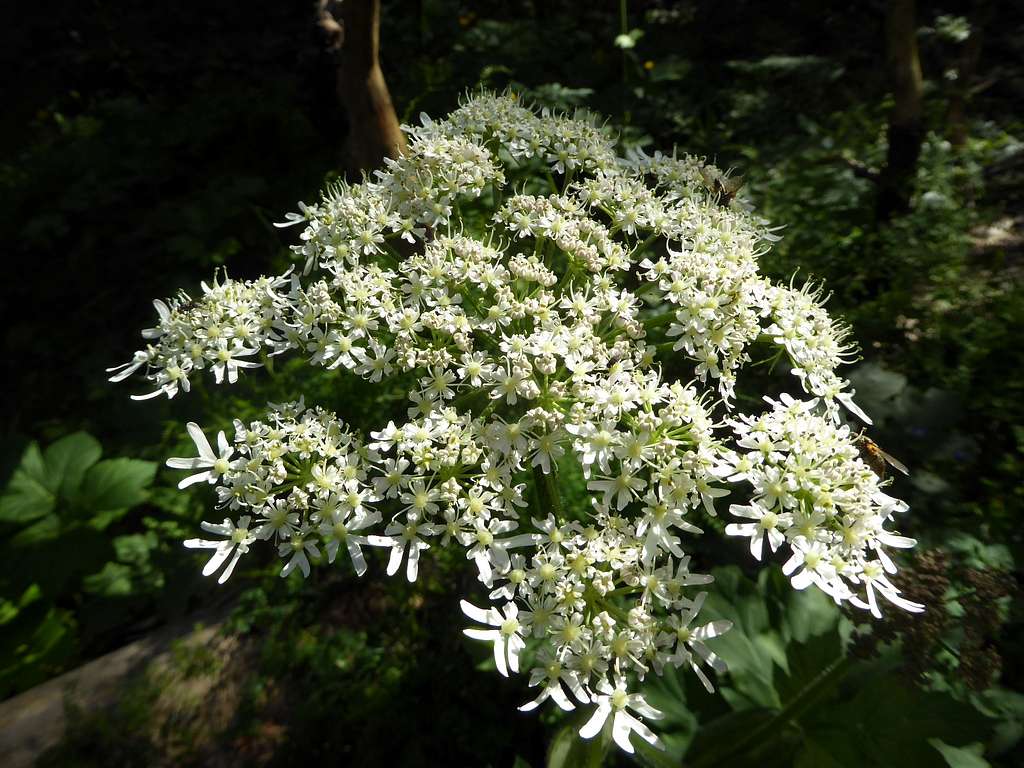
[547,714,609,768]
[685,708,779,766]
[776,629,844,708]
[113,532,158,564]
[76,458,157,519]
[9,514,60,546]
[782,586,839,644]
[43,432,102,499]
[794,735,851,767]
[929,740,990,768]
[0,604,76,698]
[82,562,134,597]
[817,669,994,767]
[0,443,55,524]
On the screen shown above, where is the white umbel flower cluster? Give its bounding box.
[111,92,920,754]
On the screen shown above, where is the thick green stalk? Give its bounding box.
[534,464,565,520]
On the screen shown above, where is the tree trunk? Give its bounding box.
[877,0,924,222]
[321,0,407,176]
[946,4,992,150]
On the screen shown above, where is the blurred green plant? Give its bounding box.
[0,432,156,696]
[629,566,1012,768]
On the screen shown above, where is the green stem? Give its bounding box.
[642,311,678,330]
[534,464,565,520]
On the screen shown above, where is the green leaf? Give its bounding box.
[781,585,840,644]
[76,457,157,525]
[639,665,699,761]
[809,666,994,767]
[0,584,43,626]
[0,603,76,698]
[82,562,134,597]
[0,433,104,526]
[547,714,609,768]
[794,735,853,768]
[43,432,102,499]
[0,443,55,524]
[929,740,991,768]
[113,532,158,565]
[685,708,788,768]
[9,514,60,546]
[775,628,844,708]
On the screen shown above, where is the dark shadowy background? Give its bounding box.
[1,2,1022,767]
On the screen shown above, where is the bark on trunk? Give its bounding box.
[877,0,924,222]
[946,5,991,149]
[320,0,407,176]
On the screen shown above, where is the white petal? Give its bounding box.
[579,702,611,740]
[611,712,636,754]
[178,471,212,489]
[406,544,421,582]
[186,422,216,460]
[460,600,492,624]
[791,569,814,590]
[346,540,368,576]
[622,711,662,746]
[218,548,245,583]
[493,636,508,677]
[386,543,404,576]
[166,457,208,470]
[183,538,220,549]
[201,544,233,576]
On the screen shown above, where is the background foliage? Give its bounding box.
[2,1,1022,766]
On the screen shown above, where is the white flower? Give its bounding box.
[184,515,256,583]
[460,599,527,677]
[725,503,789,560]
[851,559,924,617]
[579,679,665,754]
[318,507,380,576]
[663,592,732,692]
[166,422,235,489]
[518,650,590,712]
[113,93,925,756]
[588,468,646,511]
[372,516,442,582]
[208,339,261,384]
[279,528,320,577]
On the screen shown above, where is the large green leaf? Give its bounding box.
[929,740,991,768]
[75,457,157,526]
[803,665,995,767]
[0,432,103,525]
[8,514,61,546]
[703,569,783,709]
[684,708,795,768]
[546,714,609,768]
[43,431,102,499]
[775,627,844,708]
[0,442,55,524]
[0,602,76,698]
[82,562,134,598]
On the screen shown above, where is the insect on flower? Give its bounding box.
[855,431,909,479]
[699,165,745,206]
